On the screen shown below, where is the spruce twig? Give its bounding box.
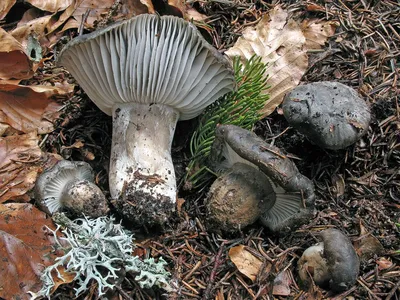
[185,55,270,188]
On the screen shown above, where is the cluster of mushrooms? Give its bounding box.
[34,13,370,295]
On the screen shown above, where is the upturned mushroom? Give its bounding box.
[282,81,371,150]
[35,160,109,218]
[58,15,235,225]
[207,125,315,232]
[298,228,360,293]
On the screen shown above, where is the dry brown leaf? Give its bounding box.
[11,15,61,53]
[228,245,262,281]
[376,257,393,270]
[273,270,292,296]
[0,203,61,299]
[0,28,33,80]
[70,0,117,30]
[19,8,42,25]
[168,0,207,22]
[226,6,308,117]
[0,132,43,202]
[0,0,16,20]
[25,0,74,13]
[49,266,76,294]
[301,19,338,50]
[354,221,384,260]
[120,0,154,17]
[0,84,65,134]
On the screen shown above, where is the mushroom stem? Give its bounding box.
[110,103,179,225]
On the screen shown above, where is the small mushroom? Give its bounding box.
[298,228,360,293]
[207,125,315,233]
[58,14,235,225]
[35,160,109,218]
[282,81,371,150]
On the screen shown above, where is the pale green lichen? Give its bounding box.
[30,214,170,298]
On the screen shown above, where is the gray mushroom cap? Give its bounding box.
[35,160,109,218]
[298,228,360,293]
[57,14,235,120]
[282,81,371,150]
[209,125,315,233]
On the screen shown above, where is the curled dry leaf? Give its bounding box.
[0,203,61,299]
[228,245,263,282]
[120,0,155,17]
[167,0,207,22]
[0,131,42,202]
[0,84,65,134]
[354,221,384,261]
[226,6,308,117]
[301,19,338,50]
[273,270,292,296]
[59,0,118,31]
[11,15,61,55]
[0,0,16,20]
[0,28,33,80]
[25,0,74,13]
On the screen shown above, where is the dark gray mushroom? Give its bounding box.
[298,228,360,293]
[35,160,109,218]
[282,81,371,150]
[207,125,315,233]
[58,14,235,226]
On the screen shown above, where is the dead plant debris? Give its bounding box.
[0,0,399,299]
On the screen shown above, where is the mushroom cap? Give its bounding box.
[298,229,360,293]
[320,229,360,293]
[206,162,275,232]
[62,179,110,218]
[35,160,109,217]
[209,125,315,233]
[58,14,235,120]
[282,81,371,150]
[298,243,330,288]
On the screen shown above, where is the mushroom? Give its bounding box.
[57,15,235,225]
[35,160,109,218]
[282,81,371,150]
[207,125,315,233]
[206,162,273,232]
[298,228,360,293]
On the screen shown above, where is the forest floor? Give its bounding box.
[1,0,399,299]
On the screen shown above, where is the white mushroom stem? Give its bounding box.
[109,103,179,206]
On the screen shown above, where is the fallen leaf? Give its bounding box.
[167,0,207,22]
[0,203,61,299]
[49,266,76,294]
[0,132,43,202]
[273,270,292,296]
[0,28,33,80]
[70,0,117,30]
[301,19,338,50]
[0,84,65,134]
[11,15,61,54]
[376,257,393,270]
[25,0,74,13]
[354,221,384,260]
[120,0,155,17]
[229,245,262,281]
[0,0,16,20]
[305,4,325,12]
[176,197,185,214]
[226,6,308,117]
